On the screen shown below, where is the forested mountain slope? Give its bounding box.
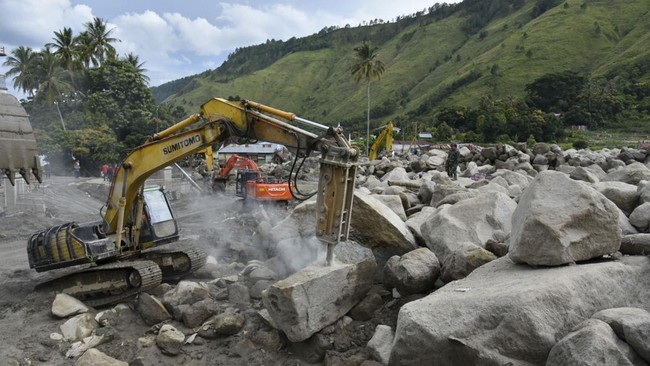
[154,0,650,134]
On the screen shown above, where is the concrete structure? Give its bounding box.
[217,141,284,165]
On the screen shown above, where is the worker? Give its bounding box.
[73,160,81,179]
[102,162,110,181]
[445,143,460,181]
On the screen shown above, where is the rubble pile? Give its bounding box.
[35,143,650,365]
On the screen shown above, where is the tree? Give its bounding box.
[525,71,586,113]
[84,17,118,66]
[46,27,77,71]
[2,46,39,95]
[351,41,385,155]
[33,47,73,106]
[122,53,150,84]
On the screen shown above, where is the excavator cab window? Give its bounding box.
[235,170,260,198]
[143,187,178,239]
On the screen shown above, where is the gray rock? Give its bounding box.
[383,248,440,295]
[404,207,437,246]
[570,164,606,183]
[74,348,128,366]
[227,282,250,308]
[439,246,497,283]
[592,307,650,362]
[162,281,210,308]
[421,192,516,264]
[351,190,417,253]
[509,171,622,266]
[389,256,650,366]
[380,167,409,186]
[630,202,650,231]
[368,325,394,365]
[250,280,274,299]
[262,254,376,342]
[638,180,650,205]
[137,293,172,326]
[429,184,468,207]
[374,195,407,221]
[60,313,98,342]
[435,190,481,207]
[182,298,220,328]
[620,208,640,235]
[199,310,245,338]
[602,162,650,185]
[593,181,639,215]
[546,319,645,366]
[620,234,650,255]
[156,324,185,355]
[51,293,90,318]
[348,292,383,321]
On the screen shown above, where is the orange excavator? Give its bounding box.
[213,153,293,201]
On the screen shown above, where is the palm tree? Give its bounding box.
[351,41,385,155]
[123,52,150,84]
[2,46,40,96]
[34,47,73,106]
[85,17,118,66]
[74,31,96,68]
[46,27,77,71]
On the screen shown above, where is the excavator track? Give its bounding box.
[141,244,207,282]
[37,260,162,307]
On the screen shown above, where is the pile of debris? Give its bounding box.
[38,142,650,365]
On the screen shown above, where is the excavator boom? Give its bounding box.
[369,121,394,161]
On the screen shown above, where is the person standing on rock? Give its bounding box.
[445,143,460,180]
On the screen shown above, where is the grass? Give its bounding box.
[165,0,650,135]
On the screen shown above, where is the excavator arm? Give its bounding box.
[104,98,358,260]
[368,121,394,161]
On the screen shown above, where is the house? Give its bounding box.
[216,141,284,165]
[391,140,433,154]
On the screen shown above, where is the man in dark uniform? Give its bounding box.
[445,143,460,180]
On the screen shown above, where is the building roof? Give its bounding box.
[217,141,282,155]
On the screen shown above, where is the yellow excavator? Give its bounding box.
[368,121,394,160]
[27,98,358,306]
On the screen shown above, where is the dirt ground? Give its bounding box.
[0,175,400,365]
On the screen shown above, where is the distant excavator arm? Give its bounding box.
[368,121,394,160]
[104,98,358,258]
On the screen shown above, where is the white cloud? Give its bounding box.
[0,0,94,48]
[1,0,461,96]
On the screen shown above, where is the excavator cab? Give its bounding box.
[139,186,179,246]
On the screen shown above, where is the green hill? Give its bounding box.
[153,0,650,135]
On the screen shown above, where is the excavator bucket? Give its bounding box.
[0,92,41,185]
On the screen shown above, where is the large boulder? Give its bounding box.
[546,319,645,366]
[374,195,407,221]
[389,256,650,366]
[262,241,376,342]
[421,192,516,264]
[350,190,417,253]
[156,324,185,355]
[602,162,650,185]
[137,293,172,325]
[629,202,650,231]
[509,171,622,266]
[592,307,650,362]
[592,181,639,215]
[383,248,440,295]
[569,164,607,183]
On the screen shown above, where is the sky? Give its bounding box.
[0,0,460,99]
